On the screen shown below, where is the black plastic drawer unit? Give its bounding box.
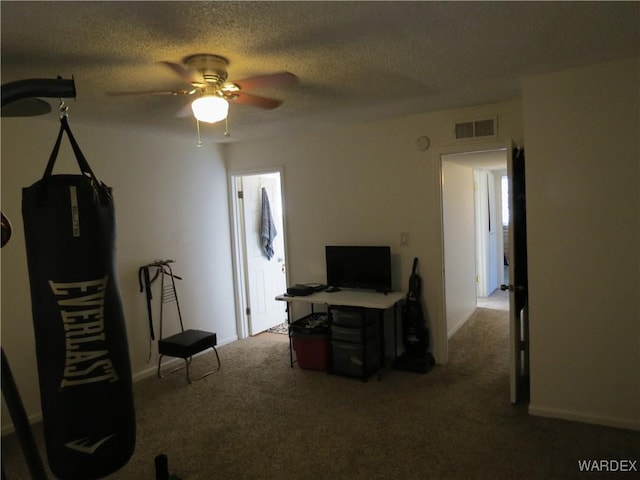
[331,340,381,378]
[329,306,383,380]
[330,323,378,343]
[331,307,378,328]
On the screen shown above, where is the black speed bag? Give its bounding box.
[22,117,135,479]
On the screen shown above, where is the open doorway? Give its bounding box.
[474,166,509,311]
[229,170,288,338]
[441,148,508,339]
[440,144,529,403]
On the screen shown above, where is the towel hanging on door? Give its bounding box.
[260,187,277,260]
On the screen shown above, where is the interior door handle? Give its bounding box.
[501,284,526,292]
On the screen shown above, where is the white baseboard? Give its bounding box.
[528,404,640,431]
[1,412,43,437]
[447,308,476,340]
[217,334,238,347]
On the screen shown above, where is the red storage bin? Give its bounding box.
[291,334,330,371]
[289,313,330,371]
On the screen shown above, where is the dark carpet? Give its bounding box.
[2,308,638,479]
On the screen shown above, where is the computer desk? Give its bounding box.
[275,289,405,378]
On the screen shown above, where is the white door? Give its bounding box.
[504,146,529,403]
[240,173,287,335]
[474,169,500,298]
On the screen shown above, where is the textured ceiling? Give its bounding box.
[2,1,638,143]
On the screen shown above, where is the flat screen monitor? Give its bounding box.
[325,246,392,292]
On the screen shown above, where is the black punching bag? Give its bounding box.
[22,117,135,479]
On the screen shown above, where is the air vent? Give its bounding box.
[454,117,497,140]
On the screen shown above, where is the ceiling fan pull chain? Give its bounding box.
[196,119,203,147]
[224,116,230,137]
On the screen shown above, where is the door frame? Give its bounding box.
[438,139,528,404]
[435,139,515,363]
[228,167,289,339]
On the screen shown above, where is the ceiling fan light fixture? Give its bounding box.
[191,95,229,123]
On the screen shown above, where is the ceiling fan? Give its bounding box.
[109,54,299,124]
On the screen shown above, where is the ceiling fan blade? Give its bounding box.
[2,98,52,117]
[232,72,298,91]
[159,61,199,84]
[228,92,283,110]
[106,89,192,97]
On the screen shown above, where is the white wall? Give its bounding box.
[442,161,477,338]
[1,118,236,431]
[523,57,640,429]
[227,100,524,365]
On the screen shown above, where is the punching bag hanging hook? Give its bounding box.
[59,99,69,119]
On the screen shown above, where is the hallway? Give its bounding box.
[477,287,508,311]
